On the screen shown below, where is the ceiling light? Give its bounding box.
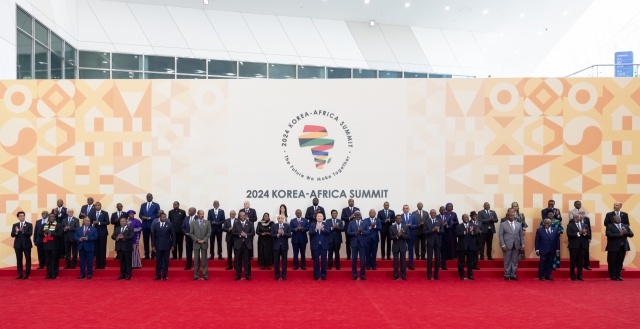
[515,50,519,53]
[369,20,375,26]
[483,9,488,14]
[365,0,369,3]
[203,0,209,4]
[499,33,504,37]
[563,11,568,15]
[445,6,449,10]
[519,13,524,17]
[405,3,410,7]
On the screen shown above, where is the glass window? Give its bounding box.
[298,65,325,79]
[34,43,48,79]
[51,54,63,79]
[238,62,267,78]
[144,72,174,79]
[145,56,175,73]
[208,60,237,77]
[177,75,205,79]
[79,51,110,69]
[65,63,75,79]
[428,73,452,78]
[34,20,48,47]
[79,69,109,79]
[268,64,295,79]
[177,58,205,74]
[353,69,377,79]
[112,53,142,71]
[327,67,351,79]
[16,7,32,35]
[405,72,427,78]
[51,33,63,56]
[379,70,402,78]
[16,31,32,79]
[65,42,76,66]
[112,71,142,79]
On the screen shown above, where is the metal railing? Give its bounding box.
[566,64,639,77]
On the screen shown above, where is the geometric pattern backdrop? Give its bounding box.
[1,78,638,268]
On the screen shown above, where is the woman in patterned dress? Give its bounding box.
[511,202,528,260]
[127,210,143,269]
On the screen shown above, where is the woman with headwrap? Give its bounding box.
[511,202,528,260]
[444,203,459,260]
[126,210,143,269]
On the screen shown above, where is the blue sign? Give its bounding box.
[615,51,634,77]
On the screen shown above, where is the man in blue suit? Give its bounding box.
[309,212,331,280]
[270,214,291,280]
[340,199,359,260]
[34,210,49,269]
[74,216,97,279]
[290,209,309,270]
[139,193,160,260]
[347,211,370,280]
[400,205,417,270]
[365,209,381,270]
[90,202,110,269]
[535,218,560,280]
[305,198,326,222]
[207,200,225,260]
[152,213,176,280]
[327,209,344,270]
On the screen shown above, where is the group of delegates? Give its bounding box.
[9,195,633,282]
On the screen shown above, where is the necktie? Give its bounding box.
[20,222,23,230]
[385,210,388,218]
[357,220,360,227]
[147,202,151,211]
[83,227,87,236]
[486,210,489,215]
[432,219,435,225]
[121,227,124,234]
[280,224,283,230]
[333,219,336,226]
[510,222,514,232]
[350,207,353,214]
[199,220,202,226]
[465,223,468,230]
[242,221,245,228]
[68,217,71,225]
[397,224,400,232]
[618,224,621,230]
[418,211,422,220]
[547,229,550,236]
[190,216,194,223]
[577,223,581,231]
[161,223,164,229]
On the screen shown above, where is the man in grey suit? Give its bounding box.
[413,203,428,260]
[62,209,80,269]
[478,202,498,260]
[499,209,524,280]
[190,210,212,280]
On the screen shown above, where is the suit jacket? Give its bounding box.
[40,221,64,250]
[270,223,291,250]
[605,223,634,252]
[80,204,95,217]
[232,220,255,249]
[74,225,98,251]
[169,208,187,234]
[139,202,160,229]
[61,216,80,242]
[52,207,68,223]
[389,223,408,252]
[89,210,110,237]
[471,219,483,233]
[305,205,326,221]
[534,227,560,254]
[566,221,590,249]
[377,209,396,230]
[499,220,524,249]
[423,217,444,247]
[152,222,176,250]
[239,208,258,223]
[326,217,344,244]
[478,209,498,234]
[111,225,134,252]
[223,218,237,243]
[347,219,370,248]
[34,218,48,244]
[605,211,630,227]
[183,215,197,238]
[412,210,428,236]
[400,213,417,239]
[456,222,478,251]
[11,222,33,249]
[111,211,126,227]
[207,208,225,233]
[309,221,331,250]
[541,207,562,222]
[366,217,381,242]
[190,220,212,250]
[290,218,309,244]
[340,206,360,226]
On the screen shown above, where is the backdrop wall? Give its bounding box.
[0,77,638,267]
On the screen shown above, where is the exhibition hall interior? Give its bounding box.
[1,0,640,327]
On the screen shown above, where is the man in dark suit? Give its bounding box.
[74,216,97,279]
[34,210,49,269]
[424,209,443,280]
[90,202,110,269]
[61,209,80,269]
[341,199,359,260]
[327,209,344,270]
[290,209,309,270]
[390,215,408,280]
[347,211,370,280]
[540,199,562,223]
[606,214,634,281]
[222,210,237,270]
[182,207,197,270]
[52,199,68,259]
[567,213,589,281]
[11,211,32,279]
[112,217,134,280]
[366,209,381,270]
[305,197,326,222]
[578,210,592,270]
[309,212,330,280]
[456,214,477,280]
[139,193,160,260]
[169,201,186,260]
[41,213,64,279]
[271,214,291,280]
[240,201,257,260]
[377,202,395,260]
[604,202,630,227]
[152,213,176,280]
[400,205,417,270]
[233,211,255,280]
[80,197,94,217]
[469,211,482,270]
[478,202,498,260]
[535,218,560,280]
[207,200,225,260]
[413,202,428,260]
[110,203,124,260]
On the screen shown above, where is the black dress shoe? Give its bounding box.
[301,267,306,270]
[577,276,584,281]
[63,265,71,269]
[427,276,431,280]
[372,266,377,270]
[366,266,370,270]
[22,275,29,280]
[77,275,85,280]
[360,276,366,281]
[504,277,510,281]
[468,277,475,280]
[510,276,518,281]
[314,277,319,280]
[545,277,554,281]
[336,266,341,270]
[37,266,44,270]
[321,277,326,280]
[584,266,592,271]
[622,268,626,271]
[245,277,251,281]
[126,275,131,280]
[346,257,351,261]
[617,277,624,281]
[282,277,286,281]
[143,257,150,260]
[274,277,280,281]
[473,267,480,270]
[171,257,177,260]
[154,276,161,280]
[328,265,333,270]
[117,275,125,280]
[225,267,233,270]
[441,266,448,270]
[162,277,167,281]
[45,276,51,280]
[571,276,577,281]
[261,266,266,270]
[487,257,494,261]
[460,277,465,280]
[539,277,544,281]
[234,276,241,281]
[218,257,224,260]
[184,267,191,270]
[87,276,91,279]
[194,277,200,280]
[408,266,415,270]
[208,256,214,260]
[203,277,208,280]
[294,266,299,270]
[16,275,23,280]
[352,276,357,280]
[434,276,440,280]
